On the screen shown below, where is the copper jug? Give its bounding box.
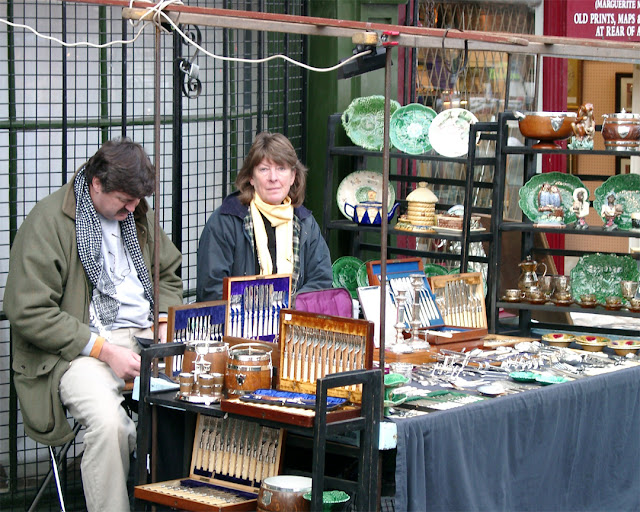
[518,256,547,294]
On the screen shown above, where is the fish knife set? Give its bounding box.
[223,274,291,343]
[135,415,284,512]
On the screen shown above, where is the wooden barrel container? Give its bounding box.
[257,475,312,512]
[225,343,272,396]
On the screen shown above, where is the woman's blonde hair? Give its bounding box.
[235,132,307,207]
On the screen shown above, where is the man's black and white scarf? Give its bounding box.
[74,168,154,330]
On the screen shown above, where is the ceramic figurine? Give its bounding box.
[568,103,595,150]
[571,187,590,229]
[537,182,564,225]
[601,191,623,230]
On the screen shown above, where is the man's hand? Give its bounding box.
[157,321,169,343]
[97,341,141,380]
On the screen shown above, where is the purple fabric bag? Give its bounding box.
[292,288,353,318]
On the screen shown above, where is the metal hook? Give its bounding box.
[440,28,469,84]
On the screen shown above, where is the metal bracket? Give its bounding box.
[178,24,203,99]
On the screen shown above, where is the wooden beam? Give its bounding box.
[62,0,640,62]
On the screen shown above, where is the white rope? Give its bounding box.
[0,0,374,73]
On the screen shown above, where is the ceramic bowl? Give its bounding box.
[608,340,640,356]
[515,111,577,149]
[541,333,575,347]
[303,490,351,512]
[575,335,609,352]
[601,112,640,151]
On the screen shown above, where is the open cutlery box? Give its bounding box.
[220,309,374,427]
[363,259,486,346]
[165,300,229,380]
[222,274,291,343]
[426,272,488,344]
[135,415,284,511]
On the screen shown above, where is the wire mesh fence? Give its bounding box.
[0,1,306,509]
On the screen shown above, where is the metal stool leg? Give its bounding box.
[50,446,67,512]
[28,422,82,512]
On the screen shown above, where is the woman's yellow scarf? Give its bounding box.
[250,194,294,276]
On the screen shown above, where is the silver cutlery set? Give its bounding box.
[143,416,282,507]
[174,316,225,343]
[281,326,366,388]
[193,416,280,482]
[433,278,485,328]
[228,285,288,341]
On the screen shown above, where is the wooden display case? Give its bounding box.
[428,272,487,329]
[134,415,284,512]
[221,309,374,426]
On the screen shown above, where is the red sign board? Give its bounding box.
[566,0,640,41]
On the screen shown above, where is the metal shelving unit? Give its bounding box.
[490,111,640,338]
[322,113,498,277]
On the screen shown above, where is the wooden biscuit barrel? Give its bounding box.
[225,343,273,396]
[257,475,312,512]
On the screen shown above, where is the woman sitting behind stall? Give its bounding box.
[197,132,333,301]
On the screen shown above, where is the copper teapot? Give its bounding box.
[518,256,547,293]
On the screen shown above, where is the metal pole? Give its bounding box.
[150,21,162,486]
[379,46,393,398]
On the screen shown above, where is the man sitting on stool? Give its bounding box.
[5,138,183,511]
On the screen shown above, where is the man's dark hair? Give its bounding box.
[84,137,155,198]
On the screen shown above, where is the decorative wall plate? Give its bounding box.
[428,108,479,157]
[389,103,437,154]
[341,95,401,151]
[518,172,587,225]
[336,170,396,220]
[593,173,640,230]
[570,253,640,304]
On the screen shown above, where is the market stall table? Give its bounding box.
[392,364,640,511]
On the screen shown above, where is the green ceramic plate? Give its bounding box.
[341,95,401,151]
[332,256,364,298]
[423,263,449,277]
[535,374,570,385]
[356,260,372,287]
[509,371,538,383]
[390,103,437,154]
[593,173,640,230]
[570,253,640,304]
[518,172,587,225]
